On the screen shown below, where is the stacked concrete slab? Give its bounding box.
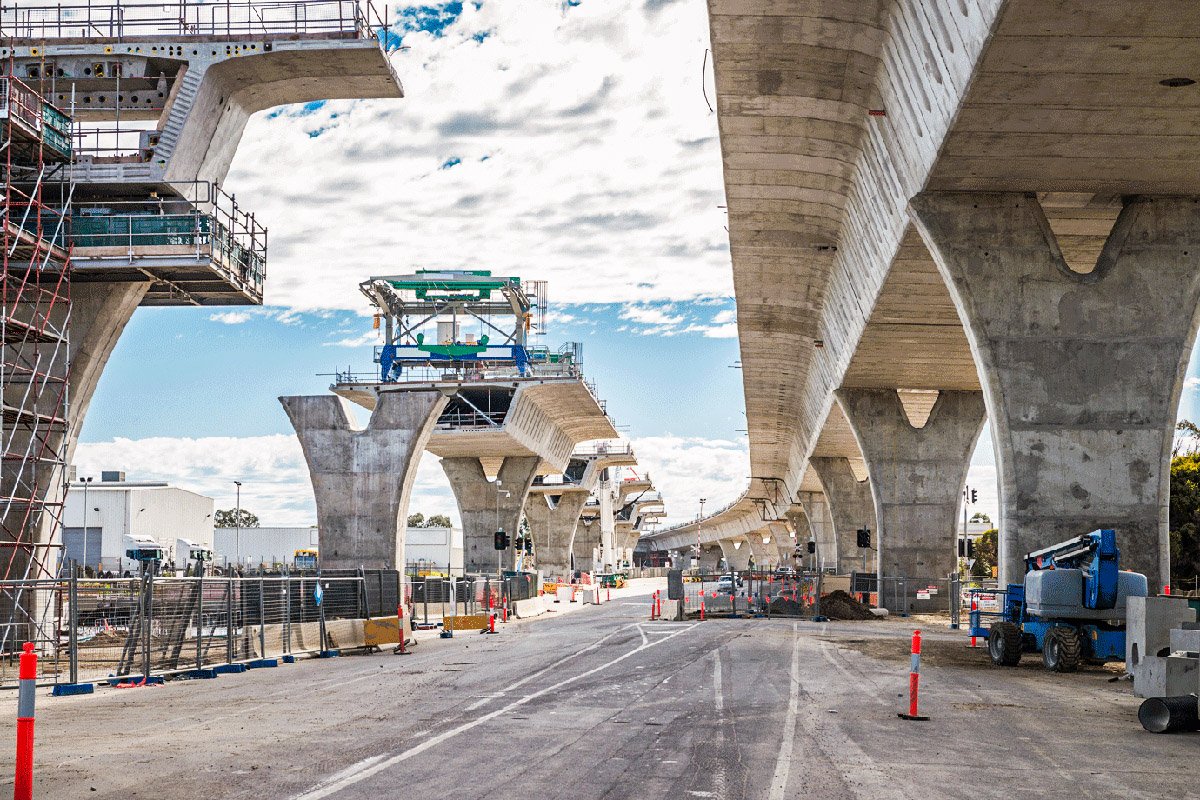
[1127,596,1200,698]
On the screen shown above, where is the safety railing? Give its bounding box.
[70,181,267,295]
[0,75,73,160]
[1,0,388,41]
[0,570,397,688]
[401,573,538,628]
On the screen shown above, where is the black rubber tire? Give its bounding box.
[988,622,1023,667]
[1043,627,1082,673]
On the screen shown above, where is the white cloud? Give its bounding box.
[225,1,731,315]
[619,305,684,327]
[626,434,750,526]
[702,322,738,338]
[325,330,382,348]
[71,430,752,532]
[209,311,251,324]
[712,309,736,325]
[1186,376,1200,391]
[74,435,459,527]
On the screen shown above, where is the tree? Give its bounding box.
[214,508,258,528]
[1170,451,1200,587]
[970,529,998,579]
[407,512,453,528]
[969,512,991,524]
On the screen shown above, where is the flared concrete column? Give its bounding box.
[281,391,446,571]
[797,492,838,571]
[719,538,751,571]
[836,389,985,605]
[10,283,153,575]
[811,458,878,574]
[744,531,774,570]
[697,543,722,573]
[526,491,590,580]
[442,456,540,575]
[912,193,1200,588]
[572,521,600,573]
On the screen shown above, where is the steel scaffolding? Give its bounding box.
[0,71,74,652]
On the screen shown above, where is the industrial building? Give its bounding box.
[211,525,462,573]
[62,472,214,573]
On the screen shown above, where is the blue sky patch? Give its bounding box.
[440,157,462,169]
[396,3,464,39]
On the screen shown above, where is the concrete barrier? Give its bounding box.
[556,586,576,604]
[513,597,545,618]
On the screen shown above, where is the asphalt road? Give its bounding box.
[0,584,1194,799]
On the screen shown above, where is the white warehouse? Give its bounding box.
[62,471,214,573]
[212,526,463,572]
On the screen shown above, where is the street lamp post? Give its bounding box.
[697,497,707,570]
[80,477,93,574]
[234,480,243,572]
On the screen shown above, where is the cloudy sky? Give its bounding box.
[74,0,1200,533]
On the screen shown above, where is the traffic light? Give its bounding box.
[856,528,871,548]
[494,529,509,551]
[970,488,978,504]
[806,540,816,554]
[958,539,976,558]
[523,537,533,554]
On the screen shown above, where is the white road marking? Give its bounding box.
[712,649,723,713]
[767,622,802,800]
[293,623,699,800]
[463,624,635,711]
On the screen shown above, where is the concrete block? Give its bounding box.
[513,597,545,618]
[1127,596,1197,668]
[1169,626,1200,654]
[1134,654,1200,699]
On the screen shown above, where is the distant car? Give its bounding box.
[775,567,797,577]
[716,574,743,593]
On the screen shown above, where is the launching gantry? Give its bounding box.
[283,269,617,574]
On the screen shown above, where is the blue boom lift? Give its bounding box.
[969,529,1147,672]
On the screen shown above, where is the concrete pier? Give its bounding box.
[525,490,591,580]
[836,389,985,608]
[442,456,540,574]
[281,392,446,570]
[719,538,751,572]
[810,457,877,575]
[911,193,1200,589]
[572,521,601,573]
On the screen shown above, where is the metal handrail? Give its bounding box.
[1,0,387,41]
[70,181,267,291]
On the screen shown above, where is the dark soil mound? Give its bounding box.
[819,590,877,621]
[768,597,806,616]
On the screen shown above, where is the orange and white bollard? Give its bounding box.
[14,642,36,800]
[502,604,509,623]
[898,630,929,721]
[606,587,611,603]
[571,586,577,603]
[487,613,498,634]
[700,600,706,621]
[394,604,411,655]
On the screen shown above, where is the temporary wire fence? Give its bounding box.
[0,570,399,689]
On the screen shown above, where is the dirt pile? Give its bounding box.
[818,590,877,621]
[768,597,806,616]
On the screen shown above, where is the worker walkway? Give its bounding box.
[1,580,1190,800]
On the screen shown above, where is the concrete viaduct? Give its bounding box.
[1,2,401,572]
[643,0,1196,605]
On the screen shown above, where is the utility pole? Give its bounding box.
[697,497,707,570]
[80,477,92,575]
[234,480,243,571]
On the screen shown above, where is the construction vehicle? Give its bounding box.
[969,529,1148,672]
